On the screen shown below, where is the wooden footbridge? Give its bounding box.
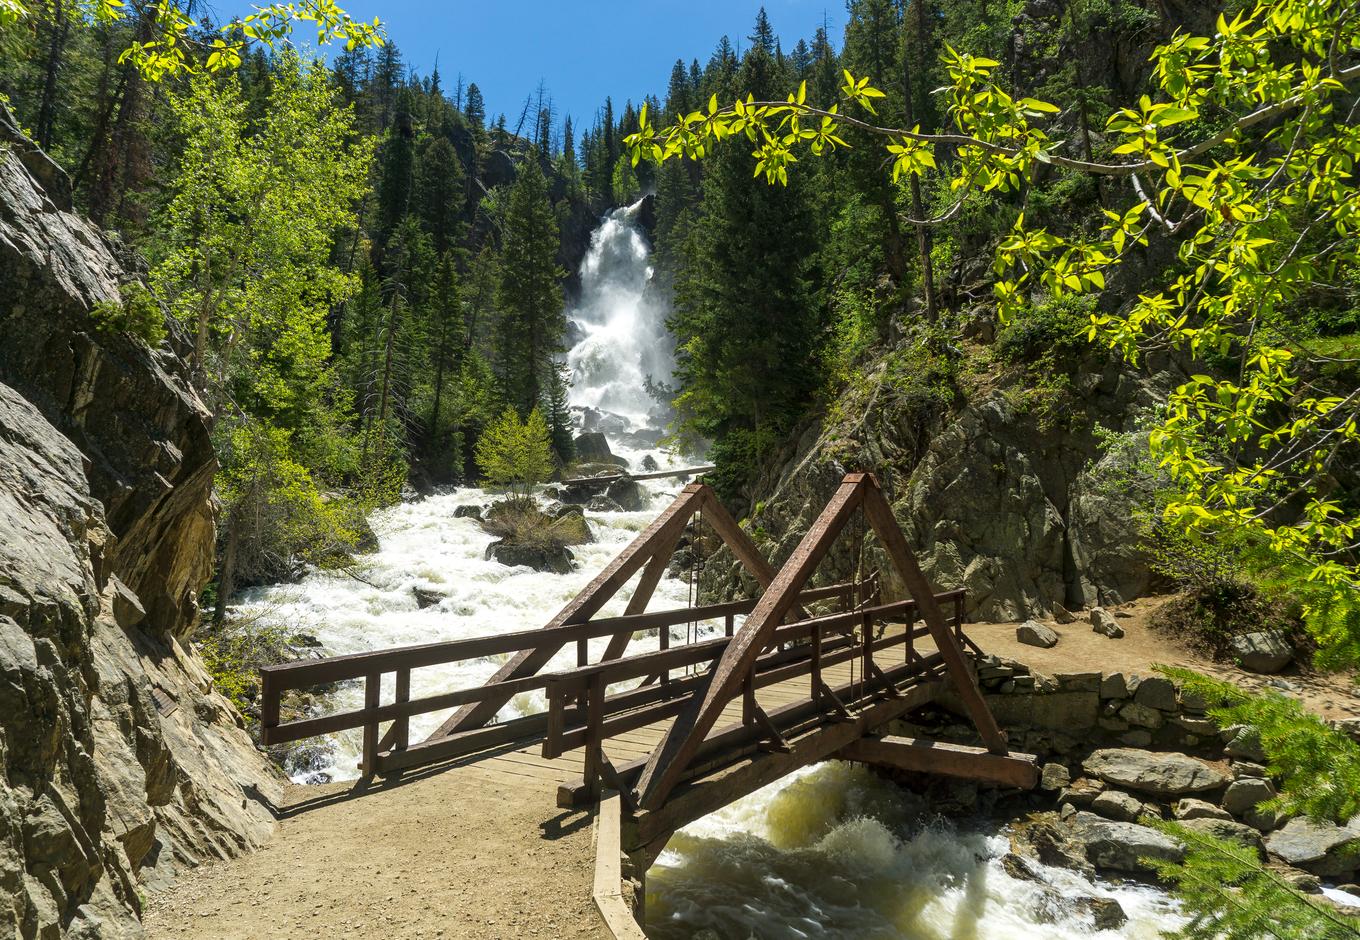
[258,472,1036,935]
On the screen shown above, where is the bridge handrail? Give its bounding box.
[543,588,970,798]
[260,580,855,691]
[257,580,866,761]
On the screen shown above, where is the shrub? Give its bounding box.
[89,282,167,346]
[473,407,554,505]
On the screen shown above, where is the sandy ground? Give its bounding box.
[142,758,606,940]
[968,594,1360,721]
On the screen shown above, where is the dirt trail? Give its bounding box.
[142,758,606,940]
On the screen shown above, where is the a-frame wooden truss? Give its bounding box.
[428,480,785,741]
[633,471,1008,810]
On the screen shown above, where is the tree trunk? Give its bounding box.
[903,4,938,322]
[35,0,71,151]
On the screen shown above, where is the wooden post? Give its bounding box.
[260,669,280,737]
[584,673,605,799]
[861,608,873,701]
[393,668,410,752]
[361,671,381,775]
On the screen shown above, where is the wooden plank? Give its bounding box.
[859,479,1008,754]
[432,484,711,737]
[838,735,1039,789]
[593,792,648,940]
[635,475,869,809]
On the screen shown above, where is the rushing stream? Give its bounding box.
[235,200,1182,937]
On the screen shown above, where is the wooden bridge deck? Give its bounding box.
[442,649,927,792]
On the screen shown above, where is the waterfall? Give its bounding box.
[565,199,673,430]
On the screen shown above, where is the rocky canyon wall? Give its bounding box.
[0,104,283,938]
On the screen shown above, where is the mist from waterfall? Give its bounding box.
[565,199,674,429]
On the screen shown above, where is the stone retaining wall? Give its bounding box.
[882,654,1360,903]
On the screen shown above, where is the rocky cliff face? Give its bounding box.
[0,105,283,938]
[731,345,1180,622]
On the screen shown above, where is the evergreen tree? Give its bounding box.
[669,39,821,500]
[749,7,776,55]
[495,153,565,415]
[413,134,467,254]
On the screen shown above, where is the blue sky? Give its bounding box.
[283,1,847,132]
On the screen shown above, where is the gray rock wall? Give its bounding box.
[731,351,1179,621]
[0,106,284,938]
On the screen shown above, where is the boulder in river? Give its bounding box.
[1067,811,1185,873]
[606,478,644,512]
[453,504,483,520]
[1179,817,1266,856]
[1072,896,1128,931]
[412,587,446,609]
[485,539,575,574]
[1082,748,1232,797]
[1265,817,1360,877]
[574,432,628,467]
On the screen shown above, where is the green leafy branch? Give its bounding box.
[0,0,384,80]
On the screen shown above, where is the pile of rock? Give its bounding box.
[920,657,1360,900]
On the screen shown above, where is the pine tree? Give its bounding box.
[465,81,485,131]
[495,153,564,416]
[543,362,575,464]
[425,250,465,473]
[413,135,467,254]
[749,7,776,55]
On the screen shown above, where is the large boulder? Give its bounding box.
[1265,818,1360,877]
[1067,811,1185,873]
[1180,817,1266,855]
[1228,631,1294,674]
[1017,620,1059,649]
[1082,748,1232,797]
[485,539,575,574]
[606,478,645,512]
[573,432,628,468]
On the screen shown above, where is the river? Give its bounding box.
[233,199,1182,938]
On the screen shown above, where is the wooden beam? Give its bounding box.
[859,479,1008,754]
[625,681,942,850]
[429,484,710,738]
[838,735,1039,789]
[635,475,868,810]
[561,464,716,487]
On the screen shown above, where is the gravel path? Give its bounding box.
[143,757,606,940]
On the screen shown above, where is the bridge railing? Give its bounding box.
[542,588,970,803]
[257,580,861,775]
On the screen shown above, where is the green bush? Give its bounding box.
[474,407,554,505]
[89,282,167,346]
[994,293,1095,365]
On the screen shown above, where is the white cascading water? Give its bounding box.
[565,199,674,423]
[233,201,1181,937]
